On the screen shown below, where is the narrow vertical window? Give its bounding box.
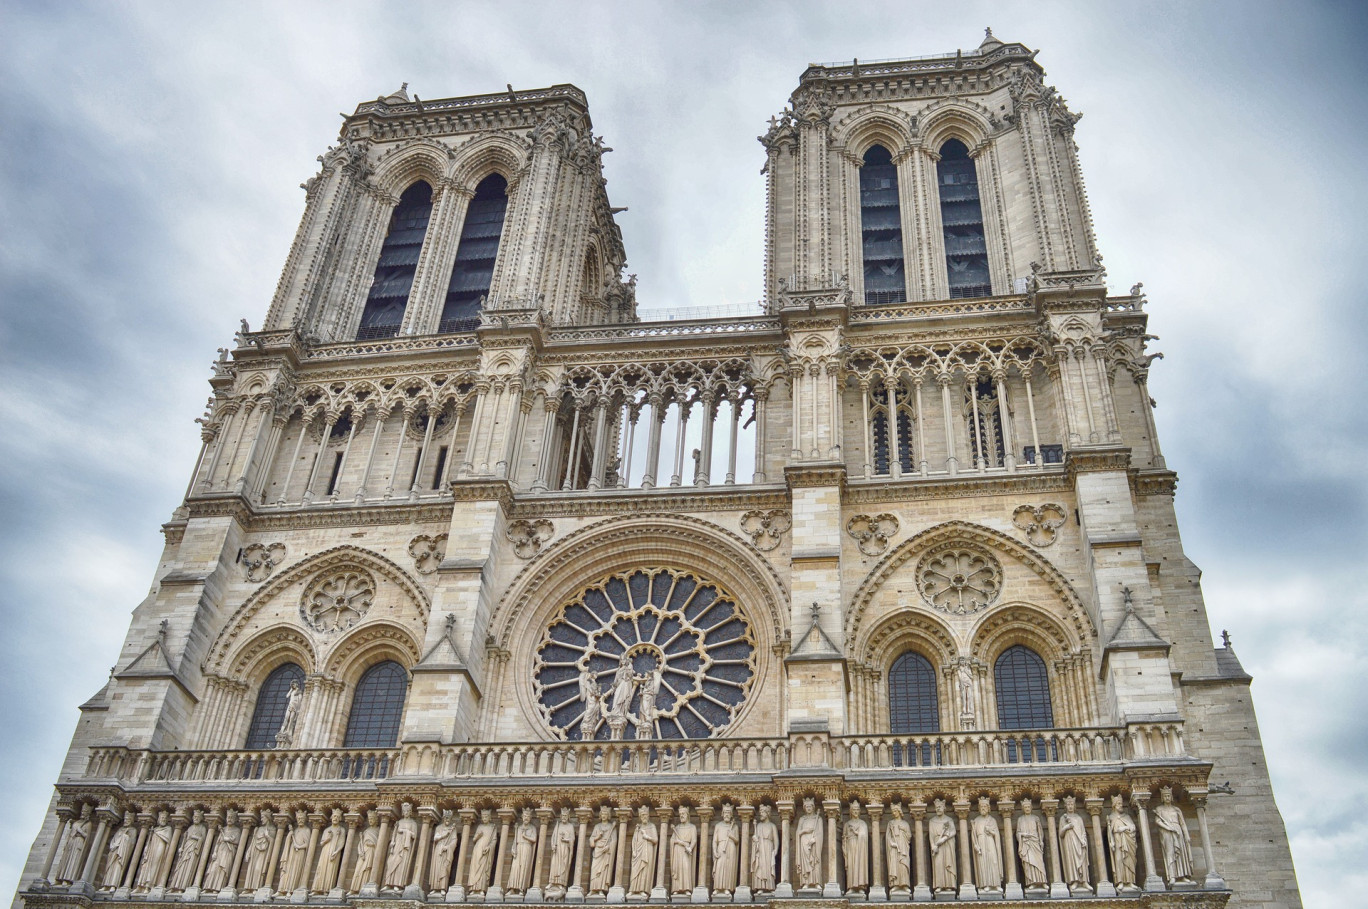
[358,182,434,340]
[994,645,1054,729]
[871,384,914,476]
[859,145,906,304]
[888,651,940,734]
[343,660,408,748]
[966,378,1005,468]
[441,174,508,332]
[244,663,305,749]
[936,140,991,298]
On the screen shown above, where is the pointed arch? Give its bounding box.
[370,140,450,198]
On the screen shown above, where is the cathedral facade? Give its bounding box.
[16,34,1301,909]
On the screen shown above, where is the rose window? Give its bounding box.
[534,568,756,740]
[916,545,1002,615]
[301,567,375,632]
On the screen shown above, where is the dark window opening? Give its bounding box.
[343,660,408,748]
[325,452,344,496]
[431,446,448,489]
[966,378,1006,467]
[1022,444,1064,465]
[441,174,508,332]
[871,387,915,476]
[937,140,991,299]
[244,663,305,749]
[888,651,940,734]
[358,182,433,340]
[994,645,1054,730]
[860,145,906,305]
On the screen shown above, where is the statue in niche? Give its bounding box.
[240,809,274,891]
[1154,787,1195,885]
[100,811,138,891]
[794,797,823,890]
[1016,799,1047,890]
[957,662,976,723]
[1059,796,1090,890]
[578,666,603,740]
[588,805,618,895]
[712,803,740,895]
[55,804,93,885]
[280,809,312,892]
[467,808,498,893]
[200,809,240,893]
[428,809,458,894]
[970,797,1002,892]
[382,802,419,890]
[507,807,539,895]
[276,681,304,746]
[669,806,697,895]
[313,809,347,894]
[134,810,174,891]
[927,799,956,894]
[348,810,380,893]
[842,799,869,894]
[628,805,658,897]
[750,805,778,893]
[167,808,208,891]
[1107,795,1139,892]
[546,807,577,898]
[885,803,912,892]
[607,653,638,722]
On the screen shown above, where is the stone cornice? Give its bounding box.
[844,469,1071,504]
[1065,446,1132,478]
[509,485,790,519]
[785,463,848,489]
[1132,469,1179,497]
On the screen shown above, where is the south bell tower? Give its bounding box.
[18,34,1300,909]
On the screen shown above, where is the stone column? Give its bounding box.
[774,802,794,899]
[488,808,514,901]
[995,369,1017,470]
[77,810,115,896]
[363,810,392,895]
[1192,796,1227,890]
[588,398,610,489]
[751,387,768,483]
[151,815,187,897]
[406,808,436,900]
[909,804,930,902]
[1042,800,1067,899]
[610,807,631,904]
[570,807,591,903]
[938,373,958,475]
[735,805,753,903]
[868,802,887,902]
[724,397,741,485]
[266,812,290,895]
[116,815,151,898]
[189,813,219,898]
[822,801,841,899]
[696,393,715,486]
[1022,368,1043,469]
[1132,795,1165,892]
[301,412,339,504]
[528,807,552,902]
[652,807,670,903]
[30,809,70,890]
[669,403,690,487]
[221,815,251,901]
[998,798,1021,901]
[953,802,976,900]
[691,806,712,903]
[532,397,559,492]
[1087,798,1115,897]
[382,406,410,499]
[448,809,474,903]
[642,395,665,488]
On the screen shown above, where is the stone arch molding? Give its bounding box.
[919,102,994,153]
[846,520,1095,656]
[205,545,431,678]
[370,139,450,197]
[833,106,917,159]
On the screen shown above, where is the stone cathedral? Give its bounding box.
[17,33,1302,909]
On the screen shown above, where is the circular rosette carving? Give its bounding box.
[300,566,375,633]
[533,568,756,741]
[916,544,1002,615]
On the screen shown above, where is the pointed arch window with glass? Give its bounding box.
[440,174,509,333]
[343,660,409,748]
[936,140,991,299]
[357,182,434,340]
[859,145,907,305]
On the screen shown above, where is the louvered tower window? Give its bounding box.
[244,662,305,749]
[357,182,433,340]
[936,139,991,299]
[440,174,508,333]
[342,660,408,747]
[871,383,915,476]
[888,651,940,733]
[859,145,906,305]
[994,645,1054,730]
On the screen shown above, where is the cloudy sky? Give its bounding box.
[1,0,1365,904]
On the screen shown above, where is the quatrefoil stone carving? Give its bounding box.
[846,513,900,556]
[1012,504,1067,547]
[407,534,448,574]
[241,542,286,583]
[739,510,792,552]
[507,519,554,559]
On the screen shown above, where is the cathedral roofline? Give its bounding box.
[349,82,591,125]
[798,39,1039,87]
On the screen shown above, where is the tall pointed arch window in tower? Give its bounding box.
[440,174,509,333]
[357,182,434,340]
[859,145,907,305]
[936,139,991,298]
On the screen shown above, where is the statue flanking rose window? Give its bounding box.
[534,568,756,740]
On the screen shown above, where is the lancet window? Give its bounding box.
[440,174,508,332]
[887,651,940,734]
[870,382,915,476]
[964,377,1006,469]
[342,660,409,748]
[358,182,433,340]
[859,145,907,304]
[244,663,305,749]
[936,139,991,299]
[993,645,1054,730]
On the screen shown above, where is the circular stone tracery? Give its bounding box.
[534,568,756,740]
[301,566,375,633]
[916,543,1003,615]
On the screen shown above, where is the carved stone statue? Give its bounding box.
[508,807,539,895]
[240,809,274,891]
[928,799,956,894]
[842,799,869,894]
[1107,795,1139,891]
[628,805,658,897]
[1154,788,1194,884]
[1015,799,1047,890]
[750,805,778,893]
[55,804,93,885]
[99,811,138,891]
[578,666,603,740]
[712,803,740,895]
[794,797,823,890]
[167,809,208,891]
[276,681,304,745]
[885,804,912,892]
[1058,797,1090,890]
[134,810,174,891]
[279,809,311,892]
[669,806,697,895]
[607,654,637,722]
[970,797,1002,892]
[201,810,240,893]
[312,809,346,894]
[547,807,576,898]
[636,665,663,736]
[588,805,617,895]
[957,662,976,719]
[381,803,418,890]
[467,809,497,893]
[428,809,458,893]
[348,810,380,893]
